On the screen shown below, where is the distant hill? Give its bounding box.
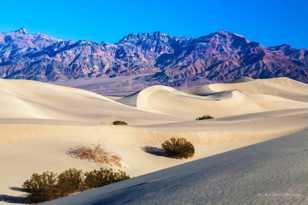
[0,28,307,95]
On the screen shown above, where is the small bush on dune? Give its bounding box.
[22,171,59,203]
[84,168,130,189]
[112,120,128,125]
[161,137,195,159]
[195,115,214,120]
[57,169,83,195]
[22,168,130,203]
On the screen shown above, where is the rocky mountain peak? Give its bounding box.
[14,27,28,34]
[118,31,177,44]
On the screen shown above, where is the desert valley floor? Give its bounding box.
[1,77,308,204]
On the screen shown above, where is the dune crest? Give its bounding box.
[135,78,308,118]
[194,77,308,102]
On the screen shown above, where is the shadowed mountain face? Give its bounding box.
[0,28,308,93]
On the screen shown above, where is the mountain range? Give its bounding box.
[0,28,307,95]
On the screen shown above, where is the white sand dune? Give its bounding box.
[135,80,308,118]
[136,85,264,118]
[0,77,308,205]
[0,79,177,125]
[44,129,308,205]
[191,77,308,102]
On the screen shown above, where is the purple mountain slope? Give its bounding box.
[0,28,307,95]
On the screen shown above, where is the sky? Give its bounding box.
[0,0,307,48]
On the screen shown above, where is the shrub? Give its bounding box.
[84,168,130,189]
[195,115,214,120]
[22,168,130,203]
[161,137,195,159]
[57,169,83,195]
[22,171,59,203]
[67,144,121,167]
[112,120,128,125]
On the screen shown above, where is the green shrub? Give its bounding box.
[22,171,59,203]
[112,120,128,125]
[84,168,130,189]
[22,168,130,203]
[161,137,195,159]
[195,115,214,120]
[57,169,83,194]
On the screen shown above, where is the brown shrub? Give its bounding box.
[195,115,214,120]
[22,168,129,203]
[112,120,128,125]
[67,144,121,167]
[161,137,195,159]
[57,169,83,195]
[22,171,59,203]
[83,168,130,189]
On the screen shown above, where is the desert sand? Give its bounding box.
[44,129,308,205]
[1,77,308,204]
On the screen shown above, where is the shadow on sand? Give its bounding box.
[142,146,170,157]
[0,187,29,204]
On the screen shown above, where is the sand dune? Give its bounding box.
[44,129,308,205]
[190,77,308,102]
[135,80,308,118]
[0,79,177,125]
[1,77,308,205]
[136,85,264,118]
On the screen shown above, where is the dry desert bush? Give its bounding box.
[195,115,214,120]
[23,171,60,203]
[67,144,121,167]
[56,168,84,195]
[161,137,195,159]
[23,168,130,203]
[83,168,130,189]
[112,120,128,125]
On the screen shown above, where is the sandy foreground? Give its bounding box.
[0,77,308,204]
[44,129,308,205]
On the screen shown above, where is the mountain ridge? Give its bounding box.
[0,28,307,95]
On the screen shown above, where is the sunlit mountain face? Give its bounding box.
[0,28,308,95]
